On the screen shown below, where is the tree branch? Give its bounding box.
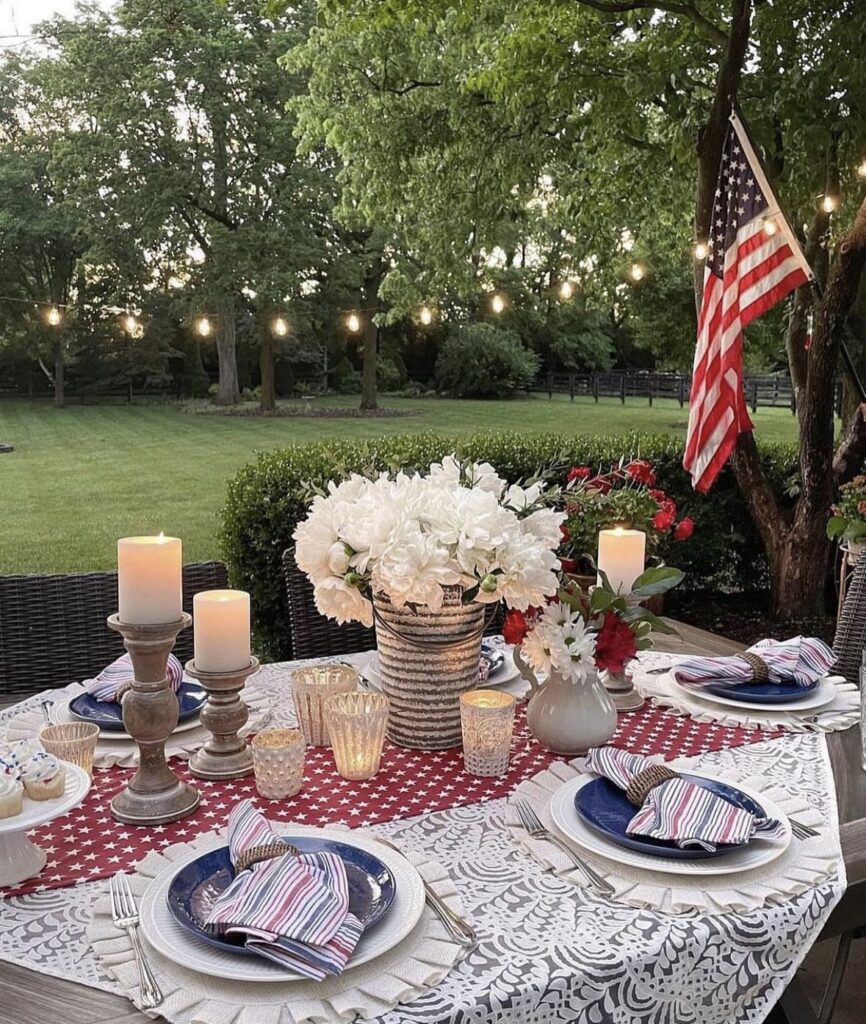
[576,0,727,46]
[833,404,866,485]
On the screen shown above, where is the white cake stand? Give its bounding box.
[0,764,91,886]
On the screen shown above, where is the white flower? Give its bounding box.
[519,603,596,684]
[314,576,373,627]
[373,521,460,608]
[521,625,553,678]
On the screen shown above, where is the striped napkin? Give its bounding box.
[671,636,835,689]
[204,802,364,979]
[584,747,787,851]
[85,653,184,702]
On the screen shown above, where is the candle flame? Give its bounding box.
[157,531,166,543]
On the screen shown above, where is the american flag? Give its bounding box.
[683,111,813,492]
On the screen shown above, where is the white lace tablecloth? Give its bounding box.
[0,658,848,1024]
[634,650,860,733]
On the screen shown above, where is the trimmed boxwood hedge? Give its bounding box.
[219,431,799,662]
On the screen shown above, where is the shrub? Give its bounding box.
[435,323,539,397]
[219,431,798,661]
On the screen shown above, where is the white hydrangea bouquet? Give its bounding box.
[293,455,567,628]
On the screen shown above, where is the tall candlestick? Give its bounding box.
[597,527,646,594]
[117,534,182,624]
[193,590,251,673]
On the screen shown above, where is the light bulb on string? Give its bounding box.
[821,194,837,214]
[272,316,289,337]
[559,280,574,300]
[693,241,708,261]
[123,314,140,337]
[345,312,362,334]
[629,263,645,282]
[45,306,62,326]
[490,292,506,315]
[195,316,212,337]
[418,304,433,326]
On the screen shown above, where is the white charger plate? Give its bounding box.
[139,828,426,983]
[50,694,203,740]
[671,674,841,713]
[548,773,791,877]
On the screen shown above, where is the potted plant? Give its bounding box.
[827,475,866,562]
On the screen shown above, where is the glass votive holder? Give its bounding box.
[291,663,358,746]
[37,722,100,777]
[460,689,516,777]
[250,728,305,799]
[324,692,389,781]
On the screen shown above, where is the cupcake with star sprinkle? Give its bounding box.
[20,751,66,801]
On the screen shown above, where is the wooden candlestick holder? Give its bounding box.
[184,657,259,780]
[107,613,201,825]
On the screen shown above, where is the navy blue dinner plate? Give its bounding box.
[699,677,819,704]
[69,680,207,731]
[166,836,396,956]
[574,774,767,861]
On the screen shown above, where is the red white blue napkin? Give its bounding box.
[584,747,787,851]
[85,653,184,702]
[672,636,835,689]
[204,802,364,979]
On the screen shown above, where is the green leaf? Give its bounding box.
[826,516,847,539]
[589,587,614,611]
[631,566,685,597]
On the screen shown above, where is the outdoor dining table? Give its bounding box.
[0,619,864,1024]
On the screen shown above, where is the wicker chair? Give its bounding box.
[833,549,866,686]
[0,561,228,702]
[282,547,505,661]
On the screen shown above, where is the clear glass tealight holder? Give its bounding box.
[38,722,100,777]
[250,728,305,799]
[460,689,516,777]
[324,692,389,781]
[291,664,358,747]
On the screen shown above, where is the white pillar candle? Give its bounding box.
[193,590,251,673]
[597,527,646,594]
[117,534,183,624]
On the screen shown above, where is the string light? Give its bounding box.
[629,263,645,282]
[418,305,433,326]
[45,306,62,326]
[195,316,212,337]
[123,314,140,336]
[271,316,289,337]
[858,159,866,179]
[821,194,837,213]
[345,312,362,333]
[490,292,506,315]
[559,280,574,300]
[693,241,708,261]
[763,216,778,237]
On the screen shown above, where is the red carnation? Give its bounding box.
[587,475,612,495]
[568,466,591,483]
[649,488,667,503]
[503,609,530,646]
[674,517,694,541]
[625,459,655,485]
[652,508,676,532]
[594,611,638,675]
[559,557,579,574]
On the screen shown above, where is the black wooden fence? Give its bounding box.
[530,371,844,416]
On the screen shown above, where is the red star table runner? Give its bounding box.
[4,703,779,897]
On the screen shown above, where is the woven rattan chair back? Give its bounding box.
[282,547,505,662]
[833,550,866,686]
[0,561,228,702]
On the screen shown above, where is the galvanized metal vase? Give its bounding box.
[373,588,486,750]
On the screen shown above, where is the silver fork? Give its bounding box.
[789,819,820,840]
[514,799,615,897]
[109,872,162,1008]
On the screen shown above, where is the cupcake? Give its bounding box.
[0,775,24,818]
[0,739,43,777]
[20,752,66,800]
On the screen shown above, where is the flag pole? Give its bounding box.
[729,99,866,404]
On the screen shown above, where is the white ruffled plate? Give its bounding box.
[671,675,840,713]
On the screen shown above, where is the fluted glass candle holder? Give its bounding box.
[291,664,358,746]
[38,722,99,777]
[324,692,389,781]
[250,728,305,799]
[460,689,516,777]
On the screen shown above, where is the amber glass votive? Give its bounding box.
[460,689,516,777]
[291,664,358,747]
[324,692,389,781]
[250,728,305,799]
[38,722,100,777]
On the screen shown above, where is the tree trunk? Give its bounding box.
[214,306,240,406]
[53,338,65,409]
[359,255,384,412]
[260,322,276,412]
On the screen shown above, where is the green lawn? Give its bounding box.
[0,395,800,573]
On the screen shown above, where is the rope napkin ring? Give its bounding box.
[235,841,299,873]
[625,764,679,806]
[738,652,770,682]
[115,680,134,701]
